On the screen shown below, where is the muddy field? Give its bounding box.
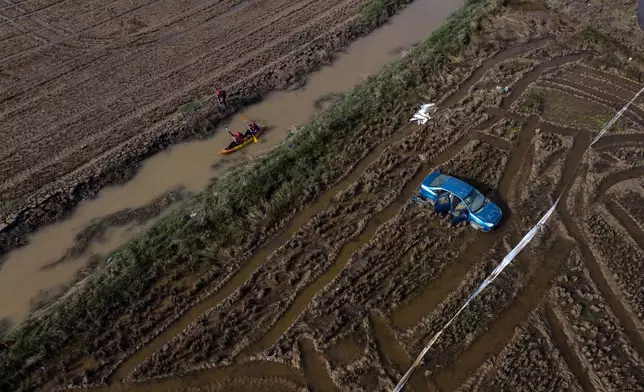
[0,0,413,254]
[2,0,644,391]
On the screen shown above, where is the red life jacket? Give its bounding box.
[235,132,243,143]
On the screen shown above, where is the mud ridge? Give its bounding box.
[544,305,596,392]
[41,188,187,270]
[605,201,644,251]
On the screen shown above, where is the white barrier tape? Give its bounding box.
[591,86,644,146]
[393,85,644,392]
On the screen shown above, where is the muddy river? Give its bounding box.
[0,0,462,324]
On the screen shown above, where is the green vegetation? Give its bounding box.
[0,0,503,389]
[518,89,545,114]
[508,125,523,138]
[357,0,403,29]
[0,196,26,216]
[178,100,202,116]
[591,114,612,128]
[591,114,630,133]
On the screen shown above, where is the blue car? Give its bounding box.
[413,171,503,231]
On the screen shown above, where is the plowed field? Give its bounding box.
[2,0,644,391]
[0,0,404,251]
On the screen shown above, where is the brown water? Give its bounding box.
[0,0,463,324]
[300,339,339,392]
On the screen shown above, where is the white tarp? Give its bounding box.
[393,85,644,392]
[410,103,437,124]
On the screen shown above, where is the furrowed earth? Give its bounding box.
[1,0,644,391]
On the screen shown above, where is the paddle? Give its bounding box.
[242,115,258,143]
[224,124,237,143]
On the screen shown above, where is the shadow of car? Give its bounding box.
[413,171,503,232]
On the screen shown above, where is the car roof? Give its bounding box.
[424,172,474,199]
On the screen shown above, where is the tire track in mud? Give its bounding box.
[439,38,550,108]
[300,339,339,392]
[551,127,589,199]
[591,133,644,150]
[596,167,644,201]
[604,201,644,252]
[544,305,597,392]
[471,131,514,150]
[88,361,307,392]
[389,229,503,330]
[108,121,421,383]
[504,54,584,109]
[578,66,644,94]
[559,169,644,361]
[561,69,642,103]
[553,75,644,120]
[541,79,644,127]
[432,236,574,392]
[247,166,427,354]
[371,312,433,392]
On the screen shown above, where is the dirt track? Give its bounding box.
[2,0,644,391]
[0,0,403,253]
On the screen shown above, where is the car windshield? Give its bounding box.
[463,189,486,212]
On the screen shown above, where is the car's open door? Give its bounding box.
[450,196,469,224]
[434,192,451,213]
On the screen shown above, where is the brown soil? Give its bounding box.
[456,307,584,392]
[3,1,644,392]
[0,0,412,257]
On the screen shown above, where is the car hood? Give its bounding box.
[475,202,502,225]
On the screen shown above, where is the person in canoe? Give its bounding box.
[244,120,260,138]
[233,130,244,145]
[224,124,245,150]
[224,131,244,151]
